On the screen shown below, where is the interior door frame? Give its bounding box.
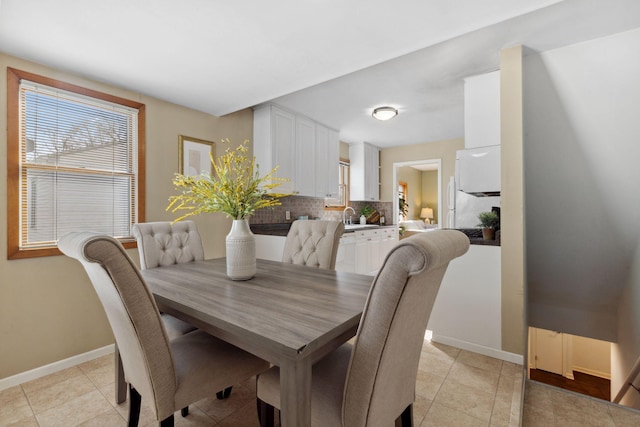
[528,327,575,379]
[392,159,442,226]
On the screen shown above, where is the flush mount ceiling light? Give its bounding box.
[372,106,398,121]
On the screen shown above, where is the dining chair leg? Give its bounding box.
[257,398,274,427]
[128,385,141,427]
[115,345,127,404]
[159,414,174,427]
[394,403,413,427]
[216,386,233,400]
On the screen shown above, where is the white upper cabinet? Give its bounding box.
[349,142,379,201]
[295,115,315,196]
[253,104,296,194]
[314,126,339,198]
[254,103,340,197]
[326,129,340,198]
[464,70,500,149]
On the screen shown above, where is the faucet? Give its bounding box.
[343,206,356,225]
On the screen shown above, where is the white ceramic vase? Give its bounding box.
[226,219,256,280]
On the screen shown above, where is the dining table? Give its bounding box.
[139,257,373,427]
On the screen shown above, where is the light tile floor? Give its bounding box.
[2,337,637,426]
[522,379,640,427]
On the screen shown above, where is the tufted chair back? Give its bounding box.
[281,220,344,270]
[132,221,205,269]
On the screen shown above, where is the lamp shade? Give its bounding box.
[420,207,434,221]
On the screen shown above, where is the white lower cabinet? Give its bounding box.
[256,227,398,275]
[335,234,356,273]
[255,235,285,262]
[378,227,397,265]
[337,227,398,275]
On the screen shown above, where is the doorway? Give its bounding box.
[392,159,442,227]
[528,327,612,401]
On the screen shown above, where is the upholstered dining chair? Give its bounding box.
[256,230,469,427]
[131,221,234,398]
[58,232,269,427]
[110,221,203,404]
[281,220,345,269]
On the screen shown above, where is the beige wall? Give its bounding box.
[0,53,253,379]
[394,167,439,223]
[572,335,611,378]
[500,45,525,355]
[421,170,439,224]
[397,166,422,219]
[339,141,350,159]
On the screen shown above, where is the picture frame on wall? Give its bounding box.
[178,135,214,176]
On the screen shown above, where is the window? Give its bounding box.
[325,160,349,209]
[7,68,145,259]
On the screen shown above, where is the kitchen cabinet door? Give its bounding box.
[354,229,381,275]
[378,227,398,265]
[253,105,296,194]
[255,235,286,262]
[354,237,369,275]
[365,144,380,201]
[295,116,315,196]
[314,125,340,198]
[464,71,500,148]
[335,234,356,273]
[349,142,379,201]
[326,129,340,198]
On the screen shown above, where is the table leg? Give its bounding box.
[115,344,127,404]
[279,357,312,427]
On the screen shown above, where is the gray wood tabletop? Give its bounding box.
[141,257,373,427]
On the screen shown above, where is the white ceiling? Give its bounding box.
[2,0,640,148]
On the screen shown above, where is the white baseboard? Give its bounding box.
[573,365,611,380]
[431,333,524,365]
[0,344,115,392]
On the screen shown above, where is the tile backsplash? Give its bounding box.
[250,196,393,225]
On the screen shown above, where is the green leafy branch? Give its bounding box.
[167,140,289,221]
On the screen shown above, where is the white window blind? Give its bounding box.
[19,80,139,248]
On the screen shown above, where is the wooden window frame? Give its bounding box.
[324,158,350,211]
[6,68,146,259]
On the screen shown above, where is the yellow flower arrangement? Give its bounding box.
[167,140,289,221]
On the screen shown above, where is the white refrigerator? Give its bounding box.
[446,176,501,229]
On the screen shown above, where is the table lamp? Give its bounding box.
[420,207,434,224]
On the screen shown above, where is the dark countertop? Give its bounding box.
[445,228,501,246]
[250,223,292,236]
[342,225,398,233]
[249,222,398,237]
[250,223,501,246]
